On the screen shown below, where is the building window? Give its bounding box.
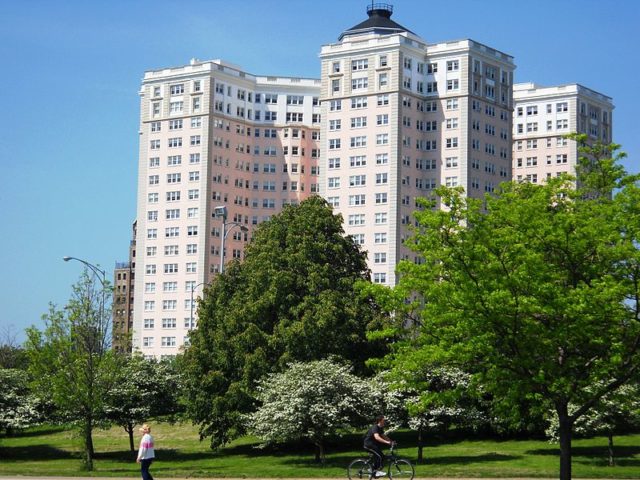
[376,173,388,185]
[169,101,183,114]
[351,97,368,109]
[348,214,365,226]
[351,136,367,148]
[375,212,387,225]
[349,175,366,187]
[349,194,366,206]
[446,60,459,71]
[328,177,341,189]
[351,116,367,128]
[377,95,389,106]
[352,77,368,90]
[164,264,178,274]
[170,84,184,95]
[373,273,387,284]
[352,59,369,71]
[375,193,387,204]
[374,252,387,264]
[162,318,177,329]
[374,233,387,244]
[376,154,388,165]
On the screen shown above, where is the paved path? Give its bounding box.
[0,477,570,480]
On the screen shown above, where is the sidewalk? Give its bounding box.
[0,475,568,480]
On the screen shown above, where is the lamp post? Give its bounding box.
[189,281,207,328]
[63,256,106,287]
[214,206,249,274]
[62,256,108,351]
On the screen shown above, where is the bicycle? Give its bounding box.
[347,443,415,480]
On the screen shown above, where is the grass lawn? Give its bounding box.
[1,423,640,478]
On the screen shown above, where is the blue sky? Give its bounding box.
[1,0,639,343]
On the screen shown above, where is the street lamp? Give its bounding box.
[214,206,248,274]
[189,281,208,328]
[62,256,108,351]
[63,256,106,287]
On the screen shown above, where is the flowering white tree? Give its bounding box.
[546,383,640,466]
[381,365,488,462]
[246,359,375,462]
[0,369,41,434]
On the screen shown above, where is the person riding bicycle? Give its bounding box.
[364,415,394,477]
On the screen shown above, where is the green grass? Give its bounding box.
[1,423,640,478]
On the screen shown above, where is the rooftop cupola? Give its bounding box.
[339,3,413,41]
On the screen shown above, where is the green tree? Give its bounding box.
[182,196,386,448]
[103,355,182,451]
[376,140,640,479]
[247,359,374,462]
[25,270,117,471]
[0,325,28,370]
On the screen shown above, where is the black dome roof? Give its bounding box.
[339,4,413,41]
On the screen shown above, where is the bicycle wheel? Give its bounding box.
[348,458,373,480]
[389,458,414,480]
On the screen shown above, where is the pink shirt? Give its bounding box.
[137,433,155,460]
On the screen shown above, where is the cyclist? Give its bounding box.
[363,415,394,477]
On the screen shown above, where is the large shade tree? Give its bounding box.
[182,196,387,448]
[377,138,640,479]
[25,270,117,471]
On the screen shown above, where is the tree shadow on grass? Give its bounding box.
[94,448,219,463]
[278,452,519,469]
[527,446,640,457]
[1,427,67,439]
[527,445,640,467]
[0,444,76,461]
[420,453,520,465]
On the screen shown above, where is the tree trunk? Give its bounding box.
[608,433,615,467]
[558,407,572,480]
[314,440,325,464]
[127,422,135,452]
[417,427,424,463]
[82,418,94,471]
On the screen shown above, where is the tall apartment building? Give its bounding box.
[512,82,613,183]
[133,59,321,358]
[319,4,515,285]
[112,220,136,354]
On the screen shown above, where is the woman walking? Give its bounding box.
[136,424,155,480]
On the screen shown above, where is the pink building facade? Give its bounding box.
[133,59,321,358]
[319,5,515,286]
[131,6,614,359]
[512,82,613,184]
